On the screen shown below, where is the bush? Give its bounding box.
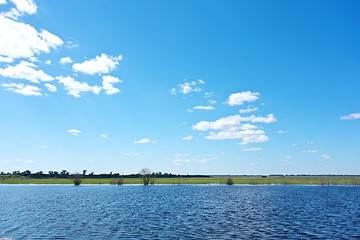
[73,173,82,186]
[226,177,234,185]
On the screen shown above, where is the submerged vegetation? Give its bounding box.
[1,173,360,185]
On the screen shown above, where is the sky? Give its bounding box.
[0,0,359,175]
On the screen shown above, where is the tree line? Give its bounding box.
[0,169,209,179]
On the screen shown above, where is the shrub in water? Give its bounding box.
[226,177,234,185]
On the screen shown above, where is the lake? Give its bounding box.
[1,185,360,239]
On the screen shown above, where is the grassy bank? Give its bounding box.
[1,176,360,185]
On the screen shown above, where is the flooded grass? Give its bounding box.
[1,176,360,185]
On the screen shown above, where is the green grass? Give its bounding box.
[1,176,360,185]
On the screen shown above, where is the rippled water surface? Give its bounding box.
[1,185,360,239]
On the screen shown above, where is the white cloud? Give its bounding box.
[68,129,81,134]
[302,150,318,153]
[340,113,360,120]
[182,135,193,141]
[2,82,41,96]
[0,15,63,60]
[227,91,260,106]
[102,75,121,95]
[209,100,216,104]
[292,143,297,146]
[175,154,190,157]
[2,0,37,19]
[57,76,101,97]
[0,56,14,62]
[321,154,330,159]
[44,83,56,92]
[45,60,51,65]
[100,134,107,138]
[172,79,204,94]
[192,114,276,131]
[134,138,156,144]
[41,145,47,148]
[239,107,258,113]
[192,112,276,144]
[243,147,262,151]
[284,155,292,159]
[193,106,215,110]
[0,61,54,83]
[173,159,190,163]
[124,152,139,156]
[24,160,35,163]
[60,56,73,64]
[72,53,122,75]
[277,130,288,134]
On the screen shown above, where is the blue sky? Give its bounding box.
[0,0,359,175]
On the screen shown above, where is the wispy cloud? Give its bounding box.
[68,129,81,136]
[302,150,318,153]
[321,154,330,159]
[340,113,360,120]
[2,83,42,96]
[134,138,157,144]
[193,106,215,110]
[124,152,139,156]
[242,147,262,151]
[239,107,258,114]
[182,135,193,141]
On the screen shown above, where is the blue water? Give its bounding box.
[0,185,360,239]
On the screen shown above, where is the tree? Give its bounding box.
[140,168,151,185]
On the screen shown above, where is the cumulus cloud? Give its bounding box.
[102,75,121,95]
[321,154,330,159]
[60,56,73,64]
[193,106,215,110]
[44,83,56,92]
[57,76,101,97]
[182,135,193,141]
[242,147,262,151]
[134,138,157,144]
[239,107,258,113]
[172,79,204,94]
[2,82,41,96]
[227,91,260,106]
[193,114,276,131]
[0,61,54,83]
[0,15,63,61]
[340,113,360,120]
[193,113,276,144]
[72,53,122,75]
[2,0,37,19]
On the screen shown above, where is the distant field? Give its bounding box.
[1,176,360,185]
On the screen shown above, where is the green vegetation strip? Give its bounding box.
[1,176,360,185]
